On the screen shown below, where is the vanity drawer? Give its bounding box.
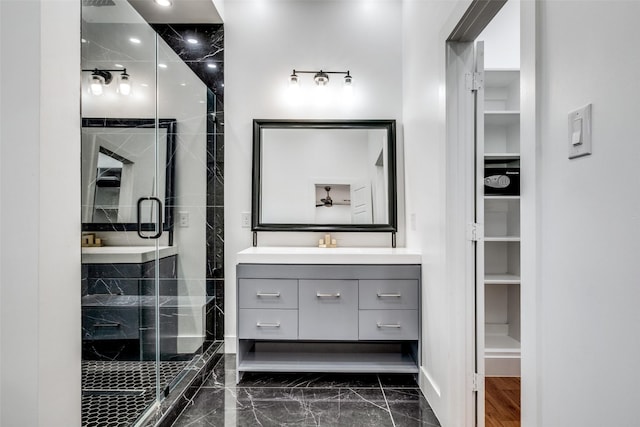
[238,279,298,309]
[359,280,419,310]
[358,310,418,340]
[238,309,298,340]
[82,307,140,340]
[298,280,358,340]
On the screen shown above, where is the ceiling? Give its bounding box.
[82,0,223,24]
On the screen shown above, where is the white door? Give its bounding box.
[351,182,372,224]
[474,40,486,427]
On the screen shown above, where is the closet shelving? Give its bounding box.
[483,68,521,377]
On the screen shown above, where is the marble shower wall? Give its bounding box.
[153,24,225,342]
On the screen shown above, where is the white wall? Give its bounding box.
[476,0,520,69]
[225,0,403,351]
[536,1,640,425]
[0,1,81,425]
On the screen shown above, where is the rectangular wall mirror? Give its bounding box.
[81,118,176,232]
[252,119,397,232]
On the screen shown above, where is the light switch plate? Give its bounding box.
[241,212,251,228]
[568,104,592,159]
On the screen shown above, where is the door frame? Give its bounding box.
[443,0,538,425]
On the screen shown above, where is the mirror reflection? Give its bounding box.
[254,120,397,231]
[81,119,175,231]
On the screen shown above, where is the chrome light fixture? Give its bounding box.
[288,69,353,87]
[83,68,132,96]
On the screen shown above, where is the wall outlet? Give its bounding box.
[178,211,189,227]
[241,212,251,228]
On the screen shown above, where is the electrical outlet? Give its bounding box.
[241,212,251,228]
[410,213,417,231]
[178,211,189,227]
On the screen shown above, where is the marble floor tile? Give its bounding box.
[385,388,441,427]
[174,387,394,427]
[174,354,441,427]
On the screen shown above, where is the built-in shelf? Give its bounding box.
[238,351,419,374]
[485,111,520,127]
[485,334,521,355]
[484,69,520,87]
[484,153,520,160]
[484,236,521,242]
[485,274,521,285]
[485,195,520,200]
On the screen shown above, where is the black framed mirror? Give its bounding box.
[252,119,397,232]
[81,118,177,232]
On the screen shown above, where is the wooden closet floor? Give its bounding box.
[485,376,521,427]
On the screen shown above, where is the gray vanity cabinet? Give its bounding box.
[299,280,358,340]
[236,263,421,379]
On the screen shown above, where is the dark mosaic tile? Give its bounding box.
[385,389,441,427]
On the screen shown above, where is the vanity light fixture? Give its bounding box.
[82,68,133,96]
[288,69,353,87]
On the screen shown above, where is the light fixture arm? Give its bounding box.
[289,69,353,86]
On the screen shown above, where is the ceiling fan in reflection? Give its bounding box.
[316,186,350,208]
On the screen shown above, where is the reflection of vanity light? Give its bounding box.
[118,71,131,96]
[158,63,168,69]
[154,0,172,6]
[187,38,198,44]
[129,37,141,44]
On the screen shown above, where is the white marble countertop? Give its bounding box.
[81,246,178,264]
[237,246,422,264]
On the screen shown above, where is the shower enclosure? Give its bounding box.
[80,1,224,425]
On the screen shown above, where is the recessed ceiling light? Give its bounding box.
[158,63,167,69]
[129,37,141,44]
[207,63,217,69]
[187,38,198,44]
[154,0,172,6]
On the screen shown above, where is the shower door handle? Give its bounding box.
[137,197,163,239]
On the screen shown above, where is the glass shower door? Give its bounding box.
[81,2,163,425]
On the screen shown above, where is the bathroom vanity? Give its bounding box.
[81,246,181,360]
[236,247,421,381]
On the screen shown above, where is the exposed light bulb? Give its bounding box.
[90,75,104,96]
[119,72,131,96]
[154,0,171,6]
[289,71,299,87]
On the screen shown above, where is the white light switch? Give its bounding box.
[568,104,592,158]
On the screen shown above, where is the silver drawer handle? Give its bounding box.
[94,322,121,328]
[377,322,401,328]
[256,292,281,297]
[316,292,341,298]
[256,322,281,328]
[377,293,402,298]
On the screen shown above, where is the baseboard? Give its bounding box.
[225,335,237,353]
[419,366,444,425]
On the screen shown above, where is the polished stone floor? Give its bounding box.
[172,355,440,426]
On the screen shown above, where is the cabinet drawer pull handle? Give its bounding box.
[377,293,402,298]
[256,292,281,297]
[256,322,281,328]
[94,322,121,328]
[376,322,401,329]
[316,292,341,298]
